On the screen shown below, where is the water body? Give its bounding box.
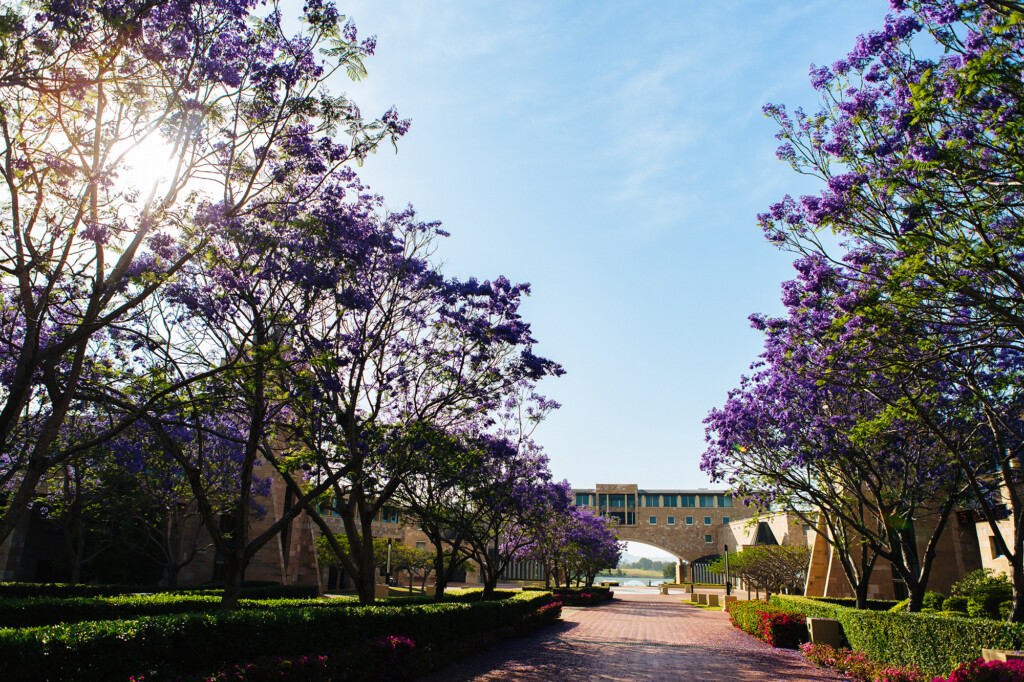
[592,573,670,587]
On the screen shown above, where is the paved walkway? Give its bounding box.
[421,590,845,681]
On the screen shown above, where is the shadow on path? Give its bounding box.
[420,593,845,681]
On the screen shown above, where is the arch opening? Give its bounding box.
[597,540,687,586]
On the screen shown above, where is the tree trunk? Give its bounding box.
[432,552,449,602]
[1010,561,1024,622]
[906,582,924,612]
[221,556,247,610]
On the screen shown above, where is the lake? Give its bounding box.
[592,573,671,587]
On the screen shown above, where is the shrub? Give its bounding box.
[729,600,768,636]
[0,582,318,600]
[951,569,1005,598]
[0,594,364,628]
[969,582,1013,620]
[520,586,611,606]
[806,597,899,611]
[942,597,969,613]
[889,599,909,613]
[757,610,808,649]
[728,600,808,648]
[939,658,1024,682]
[0,591,557,681]
[800,643,925,682]
[923,592,945,611]
[774,595,1024,678]
[199,653,333,681]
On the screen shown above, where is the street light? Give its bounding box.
[723,544,732,596]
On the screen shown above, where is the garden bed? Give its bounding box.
[772,595,1024,678]
[0,590,560,681]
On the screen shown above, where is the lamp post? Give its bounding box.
[723,544,732,596]
[386,538,393,586]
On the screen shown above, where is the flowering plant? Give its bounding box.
[800,642,924,682]
[938,658,1024,682]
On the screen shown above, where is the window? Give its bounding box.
[722,517,730,524]
[416,542,426,550]
[704,534,713,543]
[680,495,695,507]
[662,495,677,507]
[599,494,607,507]
[627,495,636,508]
[704,516,712,525]
[607,511,626,524]
[685,516,694,525]
[609,494,626,508]
[644,494,660,507]
[699,494,715,508]
[667,516,675,525]
[575,493,591,506]
[803,525,810,535]
[992,536,1005,559]
[717,495,733,508]
[649,516,657,525]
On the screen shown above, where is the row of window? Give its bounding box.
[648,516,730,526]
[316,498,402,524]
[574,493,733,508]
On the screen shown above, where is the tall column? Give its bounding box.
[675,559,686,584]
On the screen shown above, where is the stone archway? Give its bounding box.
[614,535,690,583]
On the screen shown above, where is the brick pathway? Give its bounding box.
[421,590,845,681]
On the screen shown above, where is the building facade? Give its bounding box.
[571,483,759,581]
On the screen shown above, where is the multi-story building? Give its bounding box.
[571,483,759,582]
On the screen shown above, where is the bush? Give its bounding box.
[729,600,808,648]
[0,582,318,600]
[938,658,1024,682]
[801,643,924,682]
[951,570,1006,598]
[0,594,359,628]
[774,595,1024,678]
[0,591,558,681]
[923,592,945,611]
[521,586,612,606]
[889,599,909,613]
[758,610,808,648]
[969,582,1013,620]
[804,597,899,611]
[942,596,969,613]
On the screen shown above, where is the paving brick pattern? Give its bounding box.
[421,590,845,681]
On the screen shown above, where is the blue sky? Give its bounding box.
[308,1,894,491]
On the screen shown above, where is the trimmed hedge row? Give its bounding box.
[801,597,899,612]
[0,590,557,681]
[0,594,359,628]
[0,587,527,628]
[772,595,1024,678]
[522,585,612,606]
[729,600,808,649]
[0,582,318,600]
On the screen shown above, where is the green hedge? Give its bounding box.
[0,594,359,628]
[0,591,556,681]
[798,596,899,612]
[728,600,808,648]
[521,586,612,605]
[0,582,318,600]
[0,587,524,628]
[772,595,1024,678]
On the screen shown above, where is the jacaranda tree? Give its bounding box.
[0,0,407,552]
[754,0,1024,619]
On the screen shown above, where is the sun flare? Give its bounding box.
[117,134,179,200]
